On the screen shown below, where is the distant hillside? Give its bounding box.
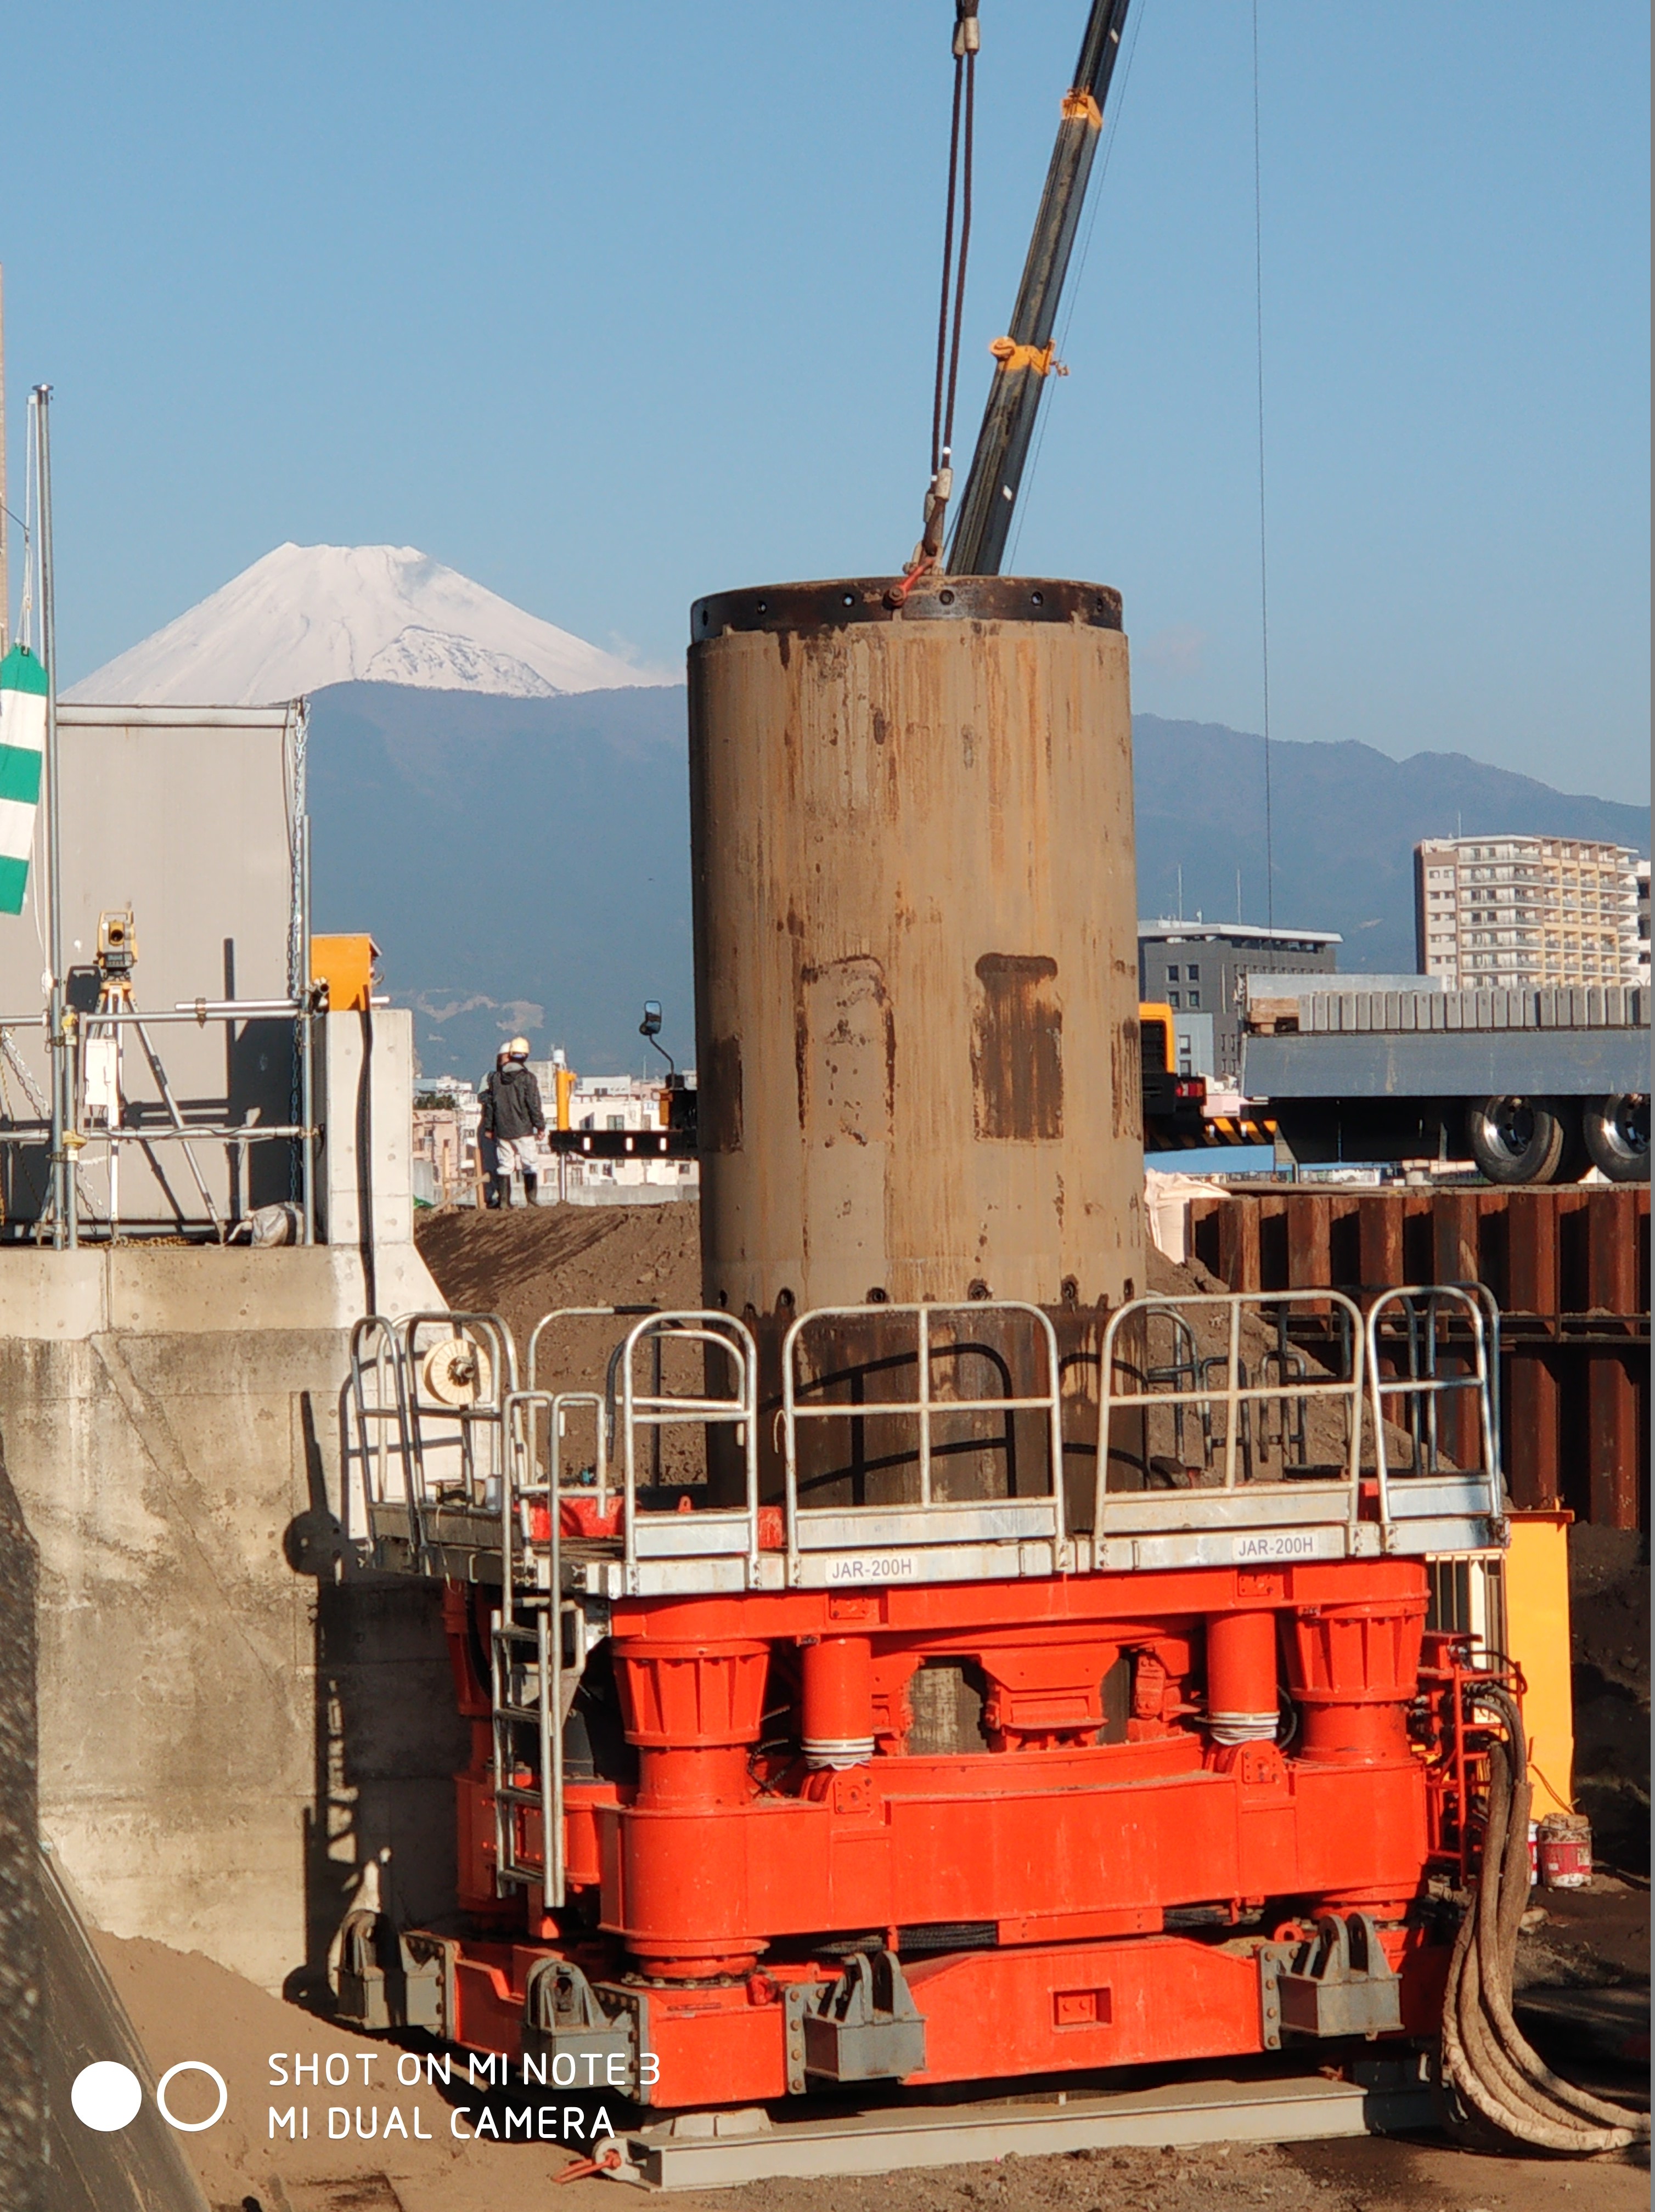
[307,682,691,1080]
[307,684,1650,1079]
[1133,715,1649,974]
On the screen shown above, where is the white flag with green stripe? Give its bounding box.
[0,645,47,915]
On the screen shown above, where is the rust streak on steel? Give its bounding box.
[1506,1192,1561,1509]
[1586,1186,1640,1528]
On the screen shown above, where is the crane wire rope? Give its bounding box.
[899,2,981,598]
[1003,0,1148,577]
[1252,0,1275,928]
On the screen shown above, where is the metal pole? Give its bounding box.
[947,0,1132,577]
[33,386,74,1248]
[300,811,316,1245]
[0,268,8,655]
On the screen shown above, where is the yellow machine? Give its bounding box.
[309,934,380,1012]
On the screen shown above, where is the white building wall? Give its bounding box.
[1415,835,1645,990]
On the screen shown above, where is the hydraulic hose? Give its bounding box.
[1440,1688,1648,2153]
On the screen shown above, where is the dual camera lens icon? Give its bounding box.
[71,2059,227,2134]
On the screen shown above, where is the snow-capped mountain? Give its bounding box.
[64,543,670,704]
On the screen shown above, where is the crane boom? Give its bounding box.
[946,0,1132,577]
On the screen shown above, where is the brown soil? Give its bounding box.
[1144,1248,1422,1478]
[91,1927,577,2210]
[415,1201,706,1482]
[1567,1527,1650,1875]
[415,1200,701,1395]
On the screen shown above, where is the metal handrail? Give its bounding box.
[781,1302,1066,1576]
[345,1314,416,1576]
[1365,1286,1501,1532]
[1093,1291,1370,1540]
[499,1389,556,1626]
[0,995,320,1244]
[549,1391,613,1517]
[616,1311,761,1585]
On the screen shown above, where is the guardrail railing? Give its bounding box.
[781,1301,1067,1581]
[1093,1290,1371,1565]
[1366,1285,1504,1553]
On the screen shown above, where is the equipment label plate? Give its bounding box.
[1229,1529,1335,1564]
[825,1554,919,1582]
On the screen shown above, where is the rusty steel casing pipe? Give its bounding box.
[686,577,1142,1316]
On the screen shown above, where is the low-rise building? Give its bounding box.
[1138,921,1341,1086]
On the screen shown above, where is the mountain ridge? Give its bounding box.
[304,683,1647,1079]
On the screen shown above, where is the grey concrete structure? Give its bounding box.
[316,1006,417,1289]
[0,1446,42,2209]
[0,703,306,1231]
[4,1234,453,1995]
[1138,921,1340,1086]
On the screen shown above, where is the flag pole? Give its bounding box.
[33,385,72,1247]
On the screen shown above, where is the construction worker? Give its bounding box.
[481,1037,545,1209]
[477,1047,508,1208]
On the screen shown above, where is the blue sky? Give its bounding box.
[3,2,1648,801]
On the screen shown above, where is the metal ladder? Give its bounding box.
[489,1381,595,1907]
[489,1595,558,1899]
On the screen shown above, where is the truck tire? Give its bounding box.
[1467,1096,1573,1185]
[1582,1094,1650,1183]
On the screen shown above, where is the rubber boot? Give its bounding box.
[522,1172,539,1208]
[485,1177,503,1211]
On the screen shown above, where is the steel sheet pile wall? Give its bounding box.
[688,577,1142,1316]
[1187,1186,1650,1528]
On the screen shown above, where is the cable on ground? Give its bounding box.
[1441,1683,1648,2153]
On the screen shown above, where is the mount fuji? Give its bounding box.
[64,543,671,704]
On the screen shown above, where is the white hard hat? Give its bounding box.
[507,1036,531,1058]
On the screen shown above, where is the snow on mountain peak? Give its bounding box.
[64,542,672,704]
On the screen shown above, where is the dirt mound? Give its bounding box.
[416,1201,701,1394]
[90,1928,582,2209]
[1145,1246,1416,1476]
[410,1214,1410,1486]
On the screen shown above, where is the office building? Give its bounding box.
[1138,921,1341,1085]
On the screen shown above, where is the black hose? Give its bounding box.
[1440,1689,1648,2152]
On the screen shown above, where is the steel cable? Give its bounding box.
[931,50,965,483]
[910,2,980,575]
[941,38,976,475]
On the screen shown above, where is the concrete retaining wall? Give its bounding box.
[0,1446,42,2207]
[2,1241,466,1995]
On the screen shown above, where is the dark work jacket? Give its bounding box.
[482,1063,544,1141]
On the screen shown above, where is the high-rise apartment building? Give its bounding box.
[1414,835,1645,989]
